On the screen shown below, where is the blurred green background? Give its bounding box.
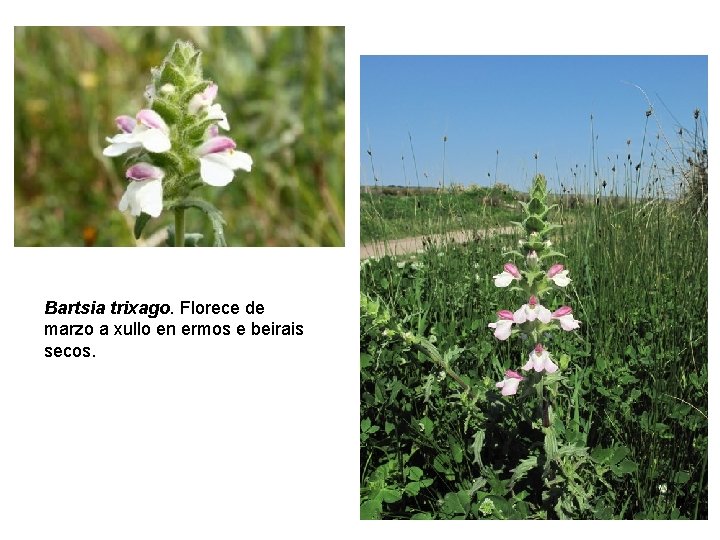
[14,26,345,246]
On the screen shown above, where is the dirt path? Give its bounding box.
[360,226,518,259]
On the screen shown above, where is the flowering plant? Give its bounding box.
[103,40,252,246]
[488,174,580,427]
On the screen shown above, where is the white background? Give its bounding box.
[3,2,716,537]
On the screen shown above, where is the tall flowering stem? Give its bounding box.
[103,40,252,246]
[488,174,580,429]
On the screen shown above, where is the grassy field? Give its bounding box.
[361,184,521,242]
[360,117,707,519]
[14,27,344,246]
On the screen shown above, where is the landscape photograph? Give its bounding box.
[360,55,707,520]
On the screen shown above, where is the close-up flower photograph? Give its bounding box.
[14,26,345,246]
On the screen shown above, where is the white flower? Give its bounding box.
[118,163,164,217]
[495,370,524,396]
[522,344,558,373]
[493,263,521,287]
[514,296,552,324]
[188,84,230,130]
[488,310,515,341]
[547,264,572,287]
[552,307,581,331]
[103,109,171,156]
[196,136,252,187]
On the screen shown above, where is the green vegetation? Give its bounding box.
[360,115,707,519]
[15,26,344,246]
[361,184,520,242]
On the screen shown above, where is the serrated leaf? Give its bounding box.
[159,61,186,87]
[510,455,538,485]
[538,250,567,260]
[443,345,464,365]
[472,430,485,467]
[527,198,546,216]
[442,491,470,516]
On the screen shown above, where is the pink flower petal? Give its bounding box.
[504,263,521,279]
[115,115,136,133]
[136,109,169,132]
[126,162,164,181]
[202,83,218,101]
[505,369,524,380]
[547,264,564,278]
[197,136,237,156]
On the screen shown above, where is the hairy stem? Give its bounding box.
[175,207,185,247]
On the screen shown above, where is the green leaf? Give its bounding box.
[360,418,371,432]
[433,454,453,477]
[538,250,567,260]
[360,353,372,369]
[472,430,485,467]
[441,491,470,516]
[674,470,691,485]
[380,488,402,503]
[527,197,547,216]
[524,215,545,233]
[418,417,434,435]
[610,446,630,465]
[406,467,423,481]
[450,439,464,463]
[167,198,227,246]
[151,97,181,125]
[614,458,638,475]
[360,499,382,520]
[410,512,433,520]
[134,213,151,239]
[486,495,512,518]
[181,80,212,105]
[510,455,538,485]
[187,50,204,79]
[405,481,422,496]
[159,61,186,87]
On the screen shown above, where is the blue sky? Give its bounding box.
[360,56,707,194]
